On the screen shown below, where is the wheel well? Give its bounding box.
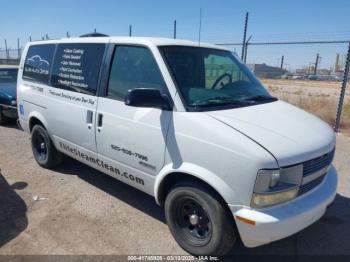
[157,173,227,207]
[29,117,45,132]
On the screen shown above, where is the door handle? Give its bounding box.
[86,110,93,130]
[97,113,103,132]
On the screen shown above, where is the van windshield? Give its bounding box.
[159,46,277,111]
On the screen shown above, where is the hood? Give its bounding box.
[0,83,17,99]
[208,100,335,167]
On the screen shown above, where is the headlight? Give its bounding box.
[252,165,303,208]
[10,100,17,106]
[252,188,299,208]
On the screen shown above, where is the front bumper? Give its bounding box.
[230,166,337,248]
[0,104,18,119]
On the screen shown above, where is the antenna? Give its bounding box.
[198,8,202,45]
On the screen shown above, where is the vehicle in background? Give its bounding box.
[292,75,305,80]
[0,65,18,125]
[307,74,341,81]
[280,73,293,79]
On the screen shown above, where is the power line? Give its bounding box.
[217,40,350,46]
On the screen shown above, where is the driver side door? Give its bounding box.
[95,45,172,186]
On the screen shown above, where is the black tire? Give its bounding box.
[31,125,63,168]
[165,182,236,256]
[0,110,8,125]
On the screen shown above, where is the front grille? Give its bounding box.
[295,148,334,197]
[298,174,326,196]
[303,149,335,177]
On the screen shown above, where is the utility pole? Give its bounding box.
[4,39,8,59]
[173,20,177,39]
[241,12,249,60]
[280,55,284,69]
[17,38,20,59]
[129,25,132,37]
[66,31,70,38]
[335,42,350,132]
[244,35,252,63]
[314,53,320,75]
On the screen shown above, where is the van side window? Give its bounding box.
[51,43,105,95]
[107,46,165,101]
[23,44,55,84]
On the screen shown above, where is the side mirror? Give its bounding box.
[125,88,171,110]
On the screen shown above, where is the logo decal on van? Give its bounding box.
[49,89,96,105]
[59,142,145,186]
[25,55,50,75]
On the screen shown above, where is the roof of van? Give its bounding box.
[26,36,230,51]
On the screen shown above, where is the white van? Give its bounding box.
[17,36,337,255]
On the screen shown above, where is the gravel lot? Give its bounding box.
[0,121,349,257]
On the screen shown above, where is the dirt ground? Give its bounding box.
[0,121,349,258]
[261,79,350,135]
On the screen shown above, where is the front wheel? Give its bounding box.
[165,183,236,256]
[31,125,63,168]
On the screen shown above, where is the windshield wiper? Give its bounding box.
[243,95,278,102]
[189,96,252,107]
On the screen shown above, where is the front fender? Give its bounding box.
[154,162,238,207]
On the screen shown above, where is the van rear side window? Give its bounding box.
[23,44,55,84]
[51,43,105,95]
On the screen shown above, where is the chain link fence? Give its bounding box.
[0,48,22,65]
[1,24,349,134]
[215,40,350,135]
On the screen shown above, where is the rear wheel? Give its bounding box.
[165,183,236,256]
[31,125,63,168]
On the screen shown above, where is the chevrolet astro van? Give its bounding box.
[17,36,337,255]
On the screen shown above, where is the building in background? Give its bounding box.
[248,63,287,78]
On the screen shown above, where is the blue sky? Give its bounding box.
[1,0,349,70]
